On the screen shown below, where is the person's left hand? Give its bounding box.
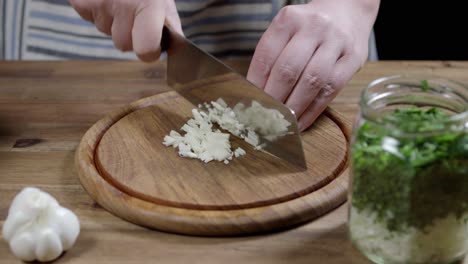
[69,0,183,62]
[247,0,379,131]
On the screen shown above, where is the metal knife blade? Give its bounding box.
[162,26,307,170]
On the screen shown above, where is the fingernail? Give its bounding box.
[298,122,304,132]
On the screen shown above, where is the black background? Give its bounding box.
[373,1,468,60]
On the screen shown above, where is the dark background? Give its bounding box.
[373,1,467,60]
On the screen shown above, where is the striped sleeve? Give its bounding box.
[177,0,286,59]
[21,0,137,60]
[0,0,317,60]
[2,0,25,60]
[0,0,4,59]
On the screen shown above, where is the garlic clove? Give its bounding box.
[36,229,63,262]
[54,207,80,250]
[9,232,36,262]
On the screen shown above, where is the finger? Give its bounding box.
[92,1,113,35]
[263,31,320,102]
[132,0,166,62]
[69,0,94,22]
[246,13,295,89]
[297,54,360,131]
[111,4,135,51]
[165,0,184,36]
[286,41,344,121]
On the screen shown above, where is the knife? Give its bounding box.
[161,26,307,170]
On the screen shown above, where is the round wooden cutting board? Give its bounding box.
[75,91,350,236]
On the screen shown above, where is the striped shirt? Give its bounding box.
[0,0,377,61]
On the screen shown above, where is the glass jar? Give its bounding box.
[348,75,468,264]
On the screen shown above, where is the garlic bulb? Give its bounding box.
[2,187,80,262]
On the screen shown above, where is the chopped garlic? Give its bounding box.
[163,98,291,163]
[234,147,246,158]
[244,129,259,147]
[163,108,234,163]
[234,100,291,141]
[162,135,177,147]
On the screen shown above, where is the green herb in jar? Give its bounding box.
[351,107,468,233]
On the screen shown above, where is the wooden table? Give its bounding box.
[0,60,467,263]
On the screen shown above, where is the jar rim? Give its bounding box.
[360,74,468,136]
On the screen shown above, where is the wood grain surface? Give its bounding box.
[1,60,467,263]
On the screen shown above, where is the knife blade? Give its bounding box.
[162,26,307,170]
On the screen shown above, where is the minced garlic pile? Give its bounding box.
[163,98,290,164]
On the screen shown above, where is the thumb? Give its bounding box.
[132,0,166,62]
[165,1,184,36]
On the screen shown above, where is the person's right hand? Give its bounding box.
[69,0,183,62]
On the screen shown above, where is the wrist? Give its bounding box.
[306,0,380,25]
[306,0,380,40]
[349,0,380,18]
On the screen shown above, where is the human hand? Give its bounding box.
[247,0,379,131]
[69,0,183,61]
